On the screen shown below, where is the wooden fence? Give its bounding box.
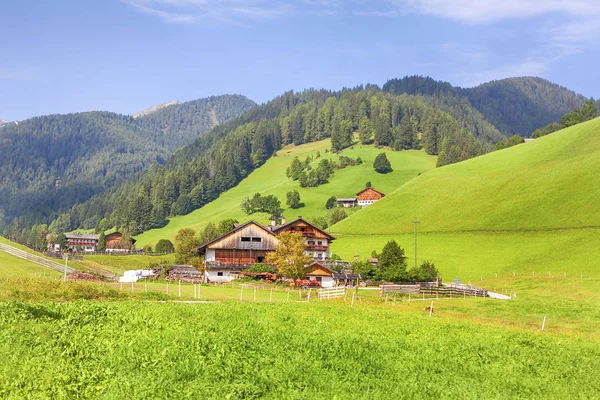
[318,287,346,300]
[381,283,487,298]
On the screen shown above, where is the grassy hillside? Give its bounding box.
[330,118,600,287]
[135,140,437,247]
[334,117,600,235]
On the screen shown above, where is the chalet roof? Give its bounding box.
[270,217,335,241]
[198,220,277,254]
[306,261,335,275]
[65,233,99,240]
[356,187,385,197]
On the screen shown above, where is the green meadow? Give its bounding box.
[1,300,599,399]
[134,139,436,248]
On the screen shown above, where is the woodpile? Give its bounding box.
[67,272,104,282]
[164,265,203,283]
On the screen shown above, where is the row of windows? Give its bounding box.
[240,237,262,243]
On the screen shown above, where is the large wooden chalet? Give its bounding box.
[197,217,335,282]
[105,232,136,253]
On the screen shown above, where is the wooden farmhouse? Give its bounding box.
[356,187,385,207]
[105,232,136,253]
[269,216,335,261]
[197,217,336,283]
[65,233,99,253]
[198,221,280,282]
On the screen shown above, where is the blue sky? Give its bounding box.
[1,0,599,121]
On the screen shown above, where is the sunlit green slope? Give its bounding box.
[134,140,436,247]
[334,117,600,235]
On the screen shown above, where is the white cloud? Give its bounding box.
[386,0,600,24]
[123,0,295,24]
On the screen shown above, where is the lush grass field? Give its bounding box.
[134,140,436,248]
[1,300,598,399]
[0,252,61,279]
[334,117,600,235]
[72,253,176,276]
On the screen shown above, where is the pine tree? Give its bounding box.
[373,152,393,174]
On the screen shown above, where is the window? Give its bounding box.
[241,237,251,242]
[317,241,322,245]
[251,237,262,242]
[217,272,224,277]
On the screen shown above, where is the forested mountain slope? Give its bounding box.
[383,76,592,136]
[43,87,488,237]
[0,95,255,228]
[333,117,600,235]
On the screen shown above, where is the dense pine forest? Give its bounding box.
[2,76,597,245]
[0,95,255,230]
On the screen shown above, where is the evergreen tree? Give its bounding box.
[373,152,393,174]
[378,240,407,282]
[97,232,106,252]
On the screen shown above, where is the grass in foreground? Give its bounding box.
[0,300,598,399]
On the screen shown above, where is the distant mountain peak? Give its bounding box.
[133,101,182,119]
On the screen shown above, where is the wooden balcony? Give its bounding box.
[306,245,328,252]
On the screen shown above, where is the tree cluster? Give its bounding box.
[532,100,598,138]
[240,193,283,219]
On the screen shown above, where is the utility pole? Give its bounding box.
[412,217,420,270]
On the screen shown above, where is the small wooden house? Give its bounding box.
[105,232,136,253]
[305,262,336,288]
[336,197,357,208]
[356,187,385,207]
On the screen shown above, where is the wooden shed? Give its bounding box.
[105,232,136,252]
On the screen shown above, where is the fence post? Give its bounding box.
[429,301,433,317]
[307,289,311,303]
[541,316,547,331]
[393,293,396,306]
[240,287,244,302]
[131,281,134,292]
[385,294,389,304]
[351,292,356,307]
[178,280,181,297]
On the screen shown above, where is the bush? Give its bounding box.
[247,263,276,273]
[155,239,175,254]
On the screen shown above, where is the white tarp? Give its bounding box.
[119,269,154,283]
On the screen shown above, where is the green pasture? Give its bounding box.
[334,117,600,235]
[1,300,598,399]
[0,252,61,279]
[332,228,600,280]
[134,139,436,248]
[72,253,176,276]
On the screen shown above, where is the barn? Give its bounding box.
[105,232,136,253]
[356,187,385,207]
